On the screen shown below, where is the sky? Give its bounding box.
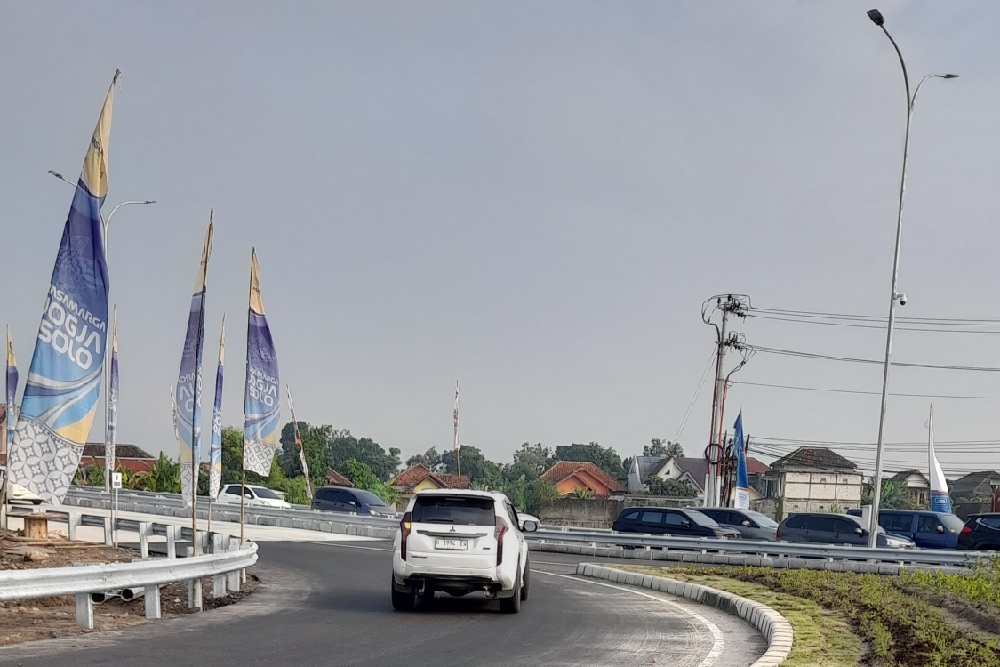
[3,1,1000,479]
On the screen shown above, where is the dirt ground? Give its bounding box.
[0,528,258,647]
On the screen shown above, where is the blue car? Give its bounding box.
[846,509,964,549]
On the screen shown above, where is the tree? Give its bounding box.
[525,479,558,515]
[441,446,492,483]
[345,459,402,507]
[279,421,333,491]
[136,452,180,493]
[554,442,624,481]
[861,478,907,510]
[507,443,553,481]
[406,447,443,471]
[327,430,401,481]
[645,439,684,459]
[221,426,245,485]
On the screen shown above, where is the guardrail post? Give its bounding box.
[166,525,178,559]
[75,593,94,629]
[227,537,241,591]
[144,584,161,619]
[66,511,79,541]
[211,534,227,598]
[187,577,203,610]
[102,517,113,546]
[138,522,151,559]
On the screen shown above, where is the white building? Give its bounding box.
[763,447,862,519]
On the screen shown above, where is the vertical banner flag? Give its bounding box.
[286,385,312,500]
[176,219,213,506]
[5,328,18,457]
[8,71,119,504]
[732,412,750,510]
[927,404,951,513]
[209,317,225,500]
[243,249,280,476]
[105,310,118,486]
[453,381,460,451]
[170,385,181,447]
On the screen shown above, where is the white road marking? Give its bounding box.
[534,571,726,667]
[312,542,390,551]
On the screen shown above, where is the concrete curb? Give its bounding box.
[574,563,793,667]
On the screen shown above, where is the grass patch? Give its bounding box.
[620,566,860,667]
[619,565,1000,667]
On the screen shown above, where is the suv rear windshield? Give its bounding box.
[412,495,495,526]
[351,489,388,507]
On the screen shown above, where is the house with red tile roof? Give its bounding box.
[388,463,471,509]
[79,443,157,474]
[324,469,354,487]
[539,461,624,499]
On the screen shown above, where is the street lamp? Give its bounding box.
[866,9,957,548]
[48,170,156,493]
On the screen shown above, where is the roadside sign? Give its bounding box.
[112,472,123,490]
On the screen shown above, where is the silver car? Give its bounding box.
[698,508,779,541]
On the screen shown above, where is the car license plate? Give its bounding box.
[435,538,468,550]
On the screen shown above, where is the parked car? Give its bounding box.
[697,508,779,541]
[776,512,914,548]
[216,484,291,509]
[312,486,397,518]
[957,513,1000,550]
[392,489,537,613]
[0,471,43,505]
[845,509,964,549]
[612,507,741,539]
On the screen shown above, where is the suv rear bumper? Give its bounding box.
[393,558,516,594]
[393,574,517,598]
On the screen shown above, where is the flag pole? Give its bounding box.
[453,381,460,478]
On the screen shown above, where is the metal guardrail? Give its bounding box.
[530,528,989,569]
[2,509,257,629]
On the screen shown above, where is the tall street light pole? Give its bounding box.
[865,9,957,548]
[48,170,156,491]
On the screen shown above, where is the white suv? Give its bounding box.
[391,489,538,614]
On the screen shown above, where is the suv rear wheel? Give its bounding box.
[520,560,530,601]
[391,578,415,611]
[499,570,522,614]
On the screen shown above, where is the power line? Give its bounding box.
[750,344,1000,373]
[748,313,1000,335]
[752,306,1000,326]
[732,380,1000,401]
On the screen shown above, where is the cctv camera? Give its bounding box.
[897,293,907,306]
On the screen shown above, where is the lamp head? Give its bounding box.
[942,74,958,79]
[867,9,885,27]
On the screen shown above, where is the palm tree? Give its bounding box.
[570,487,594,499]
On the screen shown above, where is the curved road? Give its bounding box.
[0,542,767,667]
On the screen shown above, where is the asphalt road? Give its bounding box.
[0,541,767,667]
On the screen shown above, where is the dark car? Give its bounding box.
[777,512,914,548]
[698,508,779,541]
[312,486,396,518]
[612,507,741,539]
[957,513,1000,550]
[845,509,964,549]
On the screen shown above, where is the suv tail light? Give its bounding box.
[775,527,781,539]
[400,512,412,561]
[495,516,508,566]
[961,525,972,535]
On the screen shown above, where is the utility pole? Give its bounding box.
[702,294,750,507]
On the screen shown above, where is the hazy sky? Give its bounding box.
[3,2,1000,478]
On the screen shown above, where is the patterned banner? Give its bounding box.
[105,311,118,486]
[731,412,750,510]
[286,385,312,499]
[8,72,118,504]
[209,317,225,499]
[244,249,280,476]
[176,220,213,506]
[927,404,952,513]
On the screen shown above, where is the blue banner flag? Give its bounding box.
[8,72,118,504]
[243,249,280,476]
[105,311,118,486]
[176,219,213,505]
[209,317,225,499]
[732,412,750,510]
[5,328,18,460]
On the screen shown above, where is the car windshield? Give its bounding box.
[744,511,779,528]
[251,487,283,500]
[412,495,495,526]
[353,490,388,507]
[685,510,718,527]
